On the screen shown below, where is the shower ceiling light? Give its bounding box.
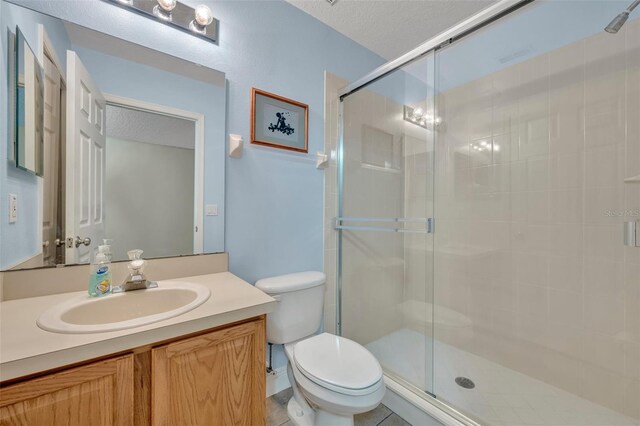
[103,0,219,43]
[403,105,441,130]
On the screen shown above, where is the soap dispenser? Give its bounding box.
[88,246,112,297]
[112,249,158,293]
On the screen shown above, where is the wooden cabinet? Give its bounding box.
[151,318,265,426]
[0,354,134,426]
[0,316,266,426]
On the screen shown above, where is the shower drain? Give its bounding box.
[455,377,475,389]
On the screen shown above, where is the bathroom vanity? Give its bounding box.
[0,272,276,425]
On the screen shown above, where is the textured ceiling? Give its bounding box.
[106,105,196,150]
[286,0,497,60]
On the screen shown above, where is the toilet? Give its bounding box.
[256,271,385,426]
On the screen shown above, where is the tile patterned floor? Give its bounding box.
[266,388,412,426]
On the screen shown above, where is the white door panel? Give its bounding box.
[42,56,61,265]
[66,51,105,264]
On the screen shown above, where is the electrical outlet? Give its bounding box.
[9,193,17,223]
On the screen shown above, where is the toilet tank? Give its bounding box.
[255,271,326,344]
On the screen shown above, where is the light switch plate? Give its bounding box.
[9,193,17,223]
[206,204,218,216]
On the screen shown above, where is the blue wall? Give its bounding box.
[7,0,384,282]
[0,2,72,268]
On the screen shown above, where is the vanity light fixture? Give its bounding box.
[153,0,176,20]
[403,105,441,130]
[190,4,214,34]
[103,0,219,43]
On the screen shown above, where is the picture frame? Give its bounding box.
[251,88,308,153]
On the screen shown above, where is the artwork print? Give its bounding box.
[251,88,308,153]
[263,103,298,142]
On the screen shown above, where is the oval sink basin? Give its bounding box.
[37,282,210,334]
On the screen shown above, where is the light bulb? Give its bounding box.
[414,108,423,116]
[157,0,176,12]
[195,4,213,26]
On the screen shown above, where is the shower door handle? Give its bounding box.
[334,217,433,234]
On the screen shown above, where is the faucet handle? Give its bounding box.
[127,249,144,260]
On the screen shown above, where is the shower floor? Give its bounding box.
[366,329,639,426]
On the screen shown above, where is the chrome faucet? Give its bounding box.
[112,249,158,293]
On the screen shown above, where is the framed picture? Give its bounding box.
[251,88,308,153]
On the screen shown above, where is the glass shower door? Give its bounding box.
[338,51,436,396]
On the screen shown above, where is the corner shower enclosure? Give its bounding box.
[333,1,640,424]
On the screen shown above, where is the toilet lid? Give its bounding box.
[293,333,383,391]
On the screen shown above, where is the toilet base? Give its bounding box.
[287,397,355,426]
[287,397,313,426]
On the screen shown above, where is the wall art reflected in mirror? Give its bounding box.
[1,0,226,271]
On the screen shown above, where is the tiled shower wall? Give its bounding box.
[434,19,640,419]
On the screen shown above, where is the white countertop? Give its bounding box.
[0,272,276,382]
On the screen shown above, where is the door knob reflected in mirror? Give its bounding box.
[54,238,65,247]
[74,236,92,248]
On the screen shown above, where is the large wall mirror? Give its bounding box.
[1,0,226,271]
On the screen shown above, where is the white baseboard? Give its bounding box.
[266,366,290,397]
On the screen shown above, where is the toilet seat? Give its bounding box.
[293,333,383,396]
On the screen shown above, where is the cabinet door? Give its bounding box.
[0,354,134,426]
[151,317,266,426]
